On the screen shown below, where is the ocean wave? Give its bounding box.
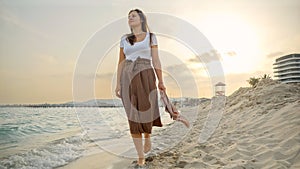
[0,135,85,169]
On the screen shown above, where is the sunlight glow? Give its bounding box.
[198,13,261,74]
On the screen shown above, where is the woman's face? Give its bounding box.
[128,11,142,28]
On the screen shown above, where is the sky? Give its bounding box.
[0,0,299,104]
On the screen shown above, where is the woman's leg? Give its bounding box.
[131,133,145,165]
[144,133,151,153]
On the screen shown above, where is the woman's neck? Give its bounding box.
[132,26,144,35]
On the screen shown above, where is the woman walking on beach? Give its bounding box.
[115,9,166,167]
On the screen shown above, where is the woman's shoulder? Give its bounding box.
[121,34,128,40]
[149,32,156,36]
[121,33,132,39]
[149,32,157,39]
[121,32,155,37]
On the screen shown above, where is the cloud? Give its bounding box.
[195,49,222,63]
[225,51,237,57]
[164,64,193,79]
[36,54,59,64]
[0,5,50,39]
[47,72,73,78]
[191,50,236,64]
[96,72,114,79]
[74,72,114,80]
[164,63,202,86]
[266,51,284,58]
[188,57,201,63]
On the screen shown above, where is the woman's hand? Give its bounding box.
[158,82,166,91]
[115,84,121,98]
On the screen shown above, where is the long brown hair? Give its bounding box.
[127,9,152,46]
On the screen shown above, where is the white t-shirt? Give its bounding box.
[120,32,158,61]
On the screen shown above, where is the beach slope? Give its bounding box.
[147,79,300,169]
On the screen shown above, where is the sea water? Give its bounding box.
[0,107,173,169]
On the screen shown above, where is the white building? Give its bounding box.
[273,54,300,83]
[214,82,226,96]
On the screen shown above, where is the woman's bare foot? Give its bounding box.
[131,134,145,166]
[144,137,151,153]
[137,157,145,166]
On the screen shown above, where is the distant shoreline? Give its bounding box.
[0,97,210,108]
[0,105,124,108]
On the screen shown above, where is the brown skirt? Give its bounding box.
[120,57,162,134]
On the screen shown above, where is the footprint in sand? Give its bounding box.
[198,96,226,143]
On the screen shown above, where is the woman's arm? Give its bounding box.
[151,45,166,91]
[115,47,125,98]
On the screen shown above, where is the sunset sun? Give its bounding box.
[198,13,261,74]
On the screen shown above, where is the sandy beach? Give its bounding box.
[59,79,300,169]
[57,151,132,169]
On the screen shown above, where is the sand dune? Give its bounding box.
[145,79,300,169]
[59,79,299,169]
